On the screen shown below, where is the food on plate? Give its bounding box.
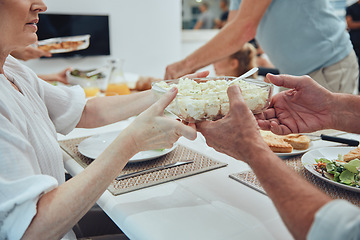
[260,131,311,153]
[260,131,293,153]
[69,69,105,80]
[38,40,85,52]
[280,134,311,150]
[37,35,90,53]
[314,154,360,188]
[152,77,273,123]
[343,146,360,162]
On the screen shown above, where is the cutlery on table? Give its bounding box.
[305,134,359,146]
[116,160,194,181]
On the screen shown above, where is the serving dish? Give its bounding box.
[37,34,90,53]
[151,76,273,123]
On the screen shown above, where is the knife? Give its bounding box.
[320,134,359,146]
[305,133,359,146]
[115,160,194,181]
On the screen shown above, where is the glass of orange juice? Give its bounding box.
[82,79,100,98]
[106,83,130,95]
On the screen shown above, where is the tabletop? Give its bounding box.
[58,118,360,240]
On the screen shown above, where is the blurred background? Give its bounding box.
[23,0,357,79]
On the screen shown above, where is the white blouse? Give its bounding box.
[0,56,85,239]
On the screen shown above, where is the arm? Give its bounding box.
[256,74,360,135]
[76,90,156,128]
[38,67,71,84]
[196,85,331,240]
[193,19,204,30]
[22,88,197,239]
[10,45,52,61]
[165,0,271,79]
[76,71,210,128]
[346,15,360,30]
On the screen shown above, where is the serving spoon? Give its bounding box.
[226,67,259,85]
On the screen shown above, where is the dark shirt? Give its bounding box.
[346,2,360,44]
[220,11,229,22]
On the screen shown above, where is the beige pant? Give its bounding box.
[280,50,359,94]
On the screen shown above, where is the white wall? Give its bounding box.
[23,0,182,78]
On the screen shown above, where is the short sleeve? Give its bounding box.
[307,200,360,240]
[229,0,241,11]
[40,81,86,135]
[0,175,58,239]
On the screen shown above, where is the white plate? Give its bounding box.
[78,131,177,163]
[301,146,360,193]
[37,34,90,54]
[275,142,314,157]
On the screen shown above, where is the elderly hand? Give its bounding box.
[256,74,334,135]
[196,85,269,162]
[124,87,197,153]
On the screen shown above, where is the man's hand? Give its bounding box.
[165,60,194,80]
[256,74,334,135]
[197,85,269,162]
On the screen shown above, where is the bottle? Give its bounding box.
[106,59,131,95]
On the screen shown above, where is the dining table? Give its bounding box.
[58,113,360,240]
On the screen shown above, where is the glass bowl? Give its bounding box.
[66,68,110,93]
[151,76,273,123]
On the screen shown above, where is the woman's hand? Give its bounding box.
[124,87,197,153]
[256,74,334,135]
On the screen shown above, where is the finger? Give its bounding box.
[194,70,210,78]
[227,85,246,111]
[183,70,209,79]
[266,73,304,90]
[262,108,276,120]
[153,87,178,113]
[176,122,197,140]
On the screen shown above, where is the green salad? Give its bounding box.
[314,156,360,188]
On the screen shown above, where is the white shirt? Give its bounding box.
[0,56,85,239]
[308,200,360,240]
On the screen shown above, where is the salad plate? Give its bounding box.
[78,131,177,163]
[276,142,314,157]
[301,146,360,193]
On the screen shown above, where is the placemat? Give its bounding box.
[229,153,360,207]
[60,136,227,196]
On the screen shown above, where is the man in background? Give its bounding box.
[214,0,229,29]
[193,2,214,29]
[347,0,360,92]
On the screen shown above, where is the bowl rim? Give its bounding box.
[151,76,273,95]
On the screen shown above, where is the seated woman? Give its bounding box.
[0,1,201,239]
[213,42,258,78]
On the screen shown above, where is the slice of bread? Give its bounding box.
[343,147,360,162]
[260,131,293,153]
[279,134,311,150]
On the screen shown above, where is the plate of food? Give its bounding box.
[260,130,312,157]
[301,146,360,193]
[78,131,177,163]
[37,34,90,54]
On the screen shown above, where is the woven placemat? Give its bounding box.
[60,136,227,196]
[229,154,360,207]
